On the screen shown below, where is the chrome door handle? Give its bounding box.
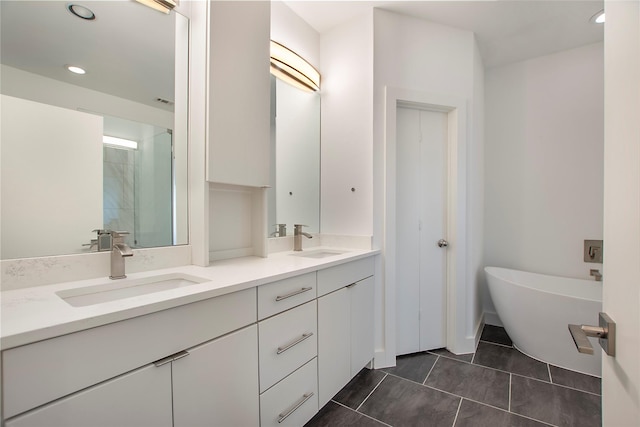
[568,312,615,356]
[437,239,448,248]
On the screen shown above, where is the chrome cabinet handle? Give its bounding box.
[277,332,314,355]
[153,350,189,367]
[277,392,314,423]
[437,239,448,248]
[275,287,313,302]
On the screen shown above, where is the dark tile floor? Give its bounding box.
[305,325,602,427]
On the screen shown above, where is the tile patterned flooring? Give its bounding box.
[305,325,602,427]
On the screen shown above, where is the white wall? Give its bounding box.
[372,9,484,362]
[469,39,485,340]
[271,1,320,70]
[484,43,604,318]
[320,12,374,237]
[1,95,103,259]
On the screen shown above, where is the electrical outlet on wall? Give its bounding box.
[584,240,604,263]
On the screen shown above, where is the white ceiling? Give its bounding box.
[0,1,604,110]
[284,0,605,68]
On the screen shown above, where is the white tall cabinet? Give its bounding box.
[207,1,271,187]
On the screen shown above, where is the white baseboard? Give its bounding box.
[373,348,395,369]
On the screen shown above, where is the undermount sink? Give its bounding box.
[56,273,209,307]
[290,249,348,259]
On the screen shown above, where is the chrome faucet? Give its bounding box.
[293,224,313,251]
[110,231,133,279]
[590,269,602,282]
[270,223,287,237]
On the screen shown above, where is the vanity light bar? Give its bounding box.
[134,0,177,14]
[270,40,320,92]
[103,136,138,150]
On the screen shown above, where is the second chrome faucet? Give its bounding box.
[110,231,133,279]
[293,224,312,251]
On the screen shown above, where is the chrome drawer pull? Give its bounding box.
[153,350,189,367]
[277,332,314,355]
[275,287,313,301]
[277,392,314,423]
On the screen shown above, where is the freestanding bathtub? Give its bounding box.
[484,266,602,377]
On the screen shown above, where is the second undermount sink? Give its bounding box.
[290,249,348,259]
[56,273,209,307]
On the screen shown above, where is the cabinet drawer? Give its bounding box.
[258,300,317,393]
[317,257,375,296]
[2,288,256,418]
[260,358,318,427]
[258,272,316,319]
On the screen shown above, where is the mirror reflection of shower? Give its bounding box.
[103,115,174,249]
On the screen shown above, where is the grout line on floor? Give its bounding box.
[508,373,512,412]
[479,339,514,349]
[354,373,388,412]
[444,395,558,427]
[511,372,602,396]
[421,384,510,413]
[331,400,393,427]
[451,398,463,427]
[426,350,473,364]
[423,355,440,385]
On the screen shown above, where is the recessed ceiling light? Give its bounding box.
[590,10,605,24]
[66,65,86,75]
[67,3,96,20]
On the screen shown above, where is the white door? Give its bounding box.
[396,106,448,355]
[601,1,640,424]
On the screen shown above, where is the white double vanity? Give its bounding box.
[0,1,375,425]
[1,249,378,426]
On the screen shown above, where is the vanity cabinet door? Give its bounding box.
[317,276,375,407]
[5,364,172,427]
[350,276,375,376]
[172,324,260,427]
[317,287,351,407]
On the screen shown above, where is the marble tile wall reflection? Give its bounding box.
[103,146,135,246]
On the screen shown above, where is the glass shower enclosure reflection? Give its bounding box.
[103,116,174,249]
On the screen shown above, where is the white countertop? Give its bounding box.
[0,248,379,350]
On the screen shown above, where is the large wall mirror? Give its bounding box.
[267,46,320,237]
[0,1,189,260]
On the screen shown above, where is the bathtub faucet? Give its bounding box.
[589,269,602,282]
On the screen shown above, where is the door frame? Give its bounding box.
[384,86,468,360]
